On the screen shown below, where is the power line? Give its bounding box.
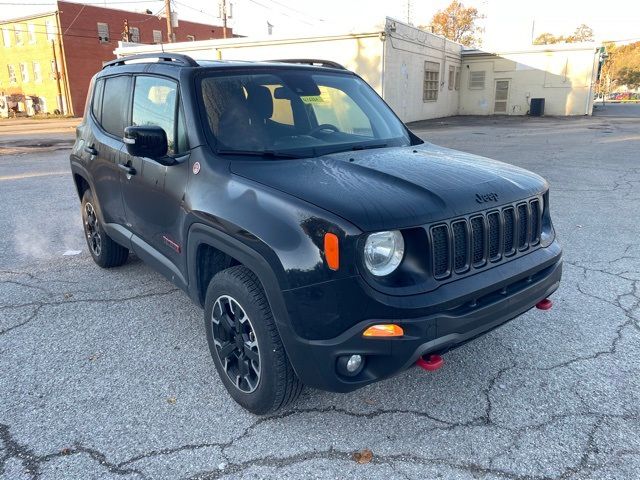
[263,0,325,21]
[243,0,317,25]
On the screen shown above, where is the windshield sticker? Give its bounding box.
[300,95,325,104]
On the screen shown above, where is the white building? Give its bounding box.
[115,18,601,122]
[460,44,600,116]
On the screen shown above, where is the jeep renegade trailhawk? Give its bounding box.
[70,54,562,414]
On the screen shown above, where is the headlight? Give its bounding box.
[364,230,405,276]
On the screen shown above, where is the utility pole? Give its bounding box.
[165,0,174,42]
[51,39,63,114]
[406,0,411,24]
[221,0,228,39]
[123,19,132,42]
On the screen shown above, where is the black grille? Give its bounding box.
[452,221,468,271]
[470,216,485,265]
[487,212,501,260]
[530,200,540,245]
[427,198,542,281]
[431,225,449,278]
[517,204,528,249]
[503,207,515,254]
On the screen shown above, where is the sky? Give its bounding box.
[1,0,639,48]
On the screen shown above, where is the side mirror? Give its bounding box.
[123,125,169,161]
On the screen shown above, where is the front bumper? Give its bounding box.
[277,241,562,392]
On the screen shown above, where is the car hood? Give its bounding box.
[229,143,548,231]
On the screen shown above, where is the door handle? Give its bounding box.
[84,145,98,155]
[118,164,136,176]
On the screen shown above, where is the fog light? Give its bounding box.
[337,354,365,377]
[346,354,362,373]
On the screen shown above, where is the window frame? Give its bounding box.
[131,73,188,157]
[469,70,486,90]
[33,61,41,82]
[130,26,140,43]
[423,61,440,102]
[97,22,109,43]
[19,62,29,82]
[14,25,23,45]
[2,28,11,47]
[91,77,105,124]
[45,19,56,41]
[448,65,455,91]
[152,30,162,44]
[93,74,132,140]
[28,23,36,43]
[7,64,17,83]
[186,34,196,41]
[454,67,460,90]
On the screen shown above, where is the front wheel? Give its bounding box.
[204,266,303,414]
[81,190,129,268]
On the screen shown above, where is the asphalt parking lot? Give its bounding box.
[1,106,639,479]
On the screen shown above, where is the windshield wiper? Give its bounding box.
[350,143,388,151]
[323,142,389,155]
[215,149,302,159]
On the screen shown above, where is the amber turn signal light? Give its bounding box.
[324,233,339,271]
[363,324,404,337]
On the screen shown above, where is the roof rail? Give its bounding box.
[103,53,199,69]
[267,59,346,70]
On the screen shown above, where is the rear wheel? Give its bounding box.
[81,190,129,268]
[204,266,302,414]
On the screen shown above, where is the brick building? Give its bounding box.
[0,1,232,117]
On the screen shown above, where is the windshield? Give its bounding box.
[199,69,411,157]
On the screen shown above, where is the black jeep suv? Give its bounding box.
[70,54,562,414]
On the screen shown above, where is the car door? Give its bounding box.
[83,75,132,227]
[120,74,190,284]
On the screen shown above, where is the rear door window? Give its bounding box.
[101,75,131,138]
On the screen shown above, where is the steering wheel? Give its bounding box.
[308,123,340,136]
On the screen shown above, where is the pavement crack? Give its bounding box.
[0,423,146,479]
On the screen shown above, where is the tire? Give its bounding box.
[204,265,303,414]
[81,190,129,268]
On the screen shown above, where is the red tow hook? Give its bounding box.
[536,298,553,310]
[417,354,444,372]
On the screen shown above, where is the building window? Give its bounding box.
[469,70,486,90]
[33,62,41,82]
[130,26,140,43]
[186,34,195,41]
[152,30,162,43]
[19,63,29,82]
[423,61,440,102]
[45,19,56,41]
[454,67,460,90]
[7,64,16,83]
[14,25,23,45]
[97,22,109,43]
[448,65,455,90]
[1,28,10,47]
[28,23,36,43]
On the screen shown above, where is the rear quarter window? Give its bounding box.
[91,78,104,122]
